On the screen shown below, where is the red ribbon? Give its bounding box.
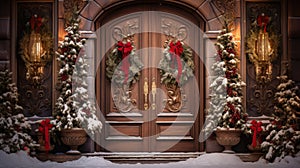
[257,14,269,33]
[118,41,133,84]
[30,15,43,33]
[227,102,235,112]
[250,120,262,148]
[227,87,233,96]
[232,112,240,123]
[61,74,68,81]
[38,119,53,152]
[169,41,183,82]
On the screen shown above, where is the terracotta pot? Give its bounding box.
[215,128,241,153]
[61,128,87,154]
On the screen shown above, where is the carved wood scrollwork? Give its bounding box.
[112,85,136,113]
[246,60,280,117]
[112,19,139,41]
[163,84,186,112]
[161,19,187,41]
[20,84,51,117]
[63,0,87,26]
[248,83,275,116]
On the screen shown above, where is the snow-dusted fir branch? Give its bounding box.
[72,47,102,135]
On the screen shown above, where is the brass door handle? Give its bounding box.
[151,78,156,110]
[144,78,149,110]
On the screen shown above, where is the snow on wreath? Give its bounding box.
[106,34,144,86]
[158,37,194,86]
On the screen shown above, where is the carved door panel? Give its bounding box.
[98,8,203,152]
[148,12,201,152]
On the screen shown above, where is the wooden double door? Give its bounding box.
[97,4,204,152]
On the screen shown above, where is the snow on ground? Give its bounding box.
[0,151,300,168]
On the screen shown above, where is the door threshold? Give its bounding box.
[82,152,204,156]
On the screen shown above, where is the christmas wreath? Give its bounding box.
[19,14,53,82]
[106,36,143,86]
[158,39,194,85]
[246,13,280,82]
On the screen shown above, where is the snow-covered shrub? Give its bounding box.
[261,76,300,162]
[0,70,36,153]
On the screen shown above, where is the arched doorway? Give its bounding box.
[95,2,205,152]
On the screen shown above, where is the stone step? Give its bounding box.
[82,152,202,164]
[37,152,263,163]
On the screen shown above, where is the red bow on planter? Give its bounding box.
[250,120,262,148]
[38,119,53,152]
[118,41,133,84]
[257,14,269,33]
[169,41,183,83]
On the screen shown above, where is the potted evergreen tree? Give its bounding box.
[52,12,102,154]
[202,22,247,153]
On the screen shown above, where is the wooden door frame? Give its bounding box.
[95,1,206,152]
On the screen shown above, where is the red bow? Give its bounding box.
[38,119,53,152]
[169,41,183,83]
[118,41,133,84]
[257,14,269,33]
[250,120,262,148]
[30,15,43,33]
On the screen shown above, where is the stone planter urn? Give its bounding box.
[215,128,242,153]
[61,128,87,155]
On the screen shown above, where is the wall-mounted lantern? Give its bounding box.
[20,14,53,85]
[247,13,279,83]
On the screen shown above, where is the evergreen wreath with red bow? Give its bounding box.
[246,13,279,67]
[158,38,194,86]
[106,35,144,86]
[19,14,53,81]
[20,14,53,55]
